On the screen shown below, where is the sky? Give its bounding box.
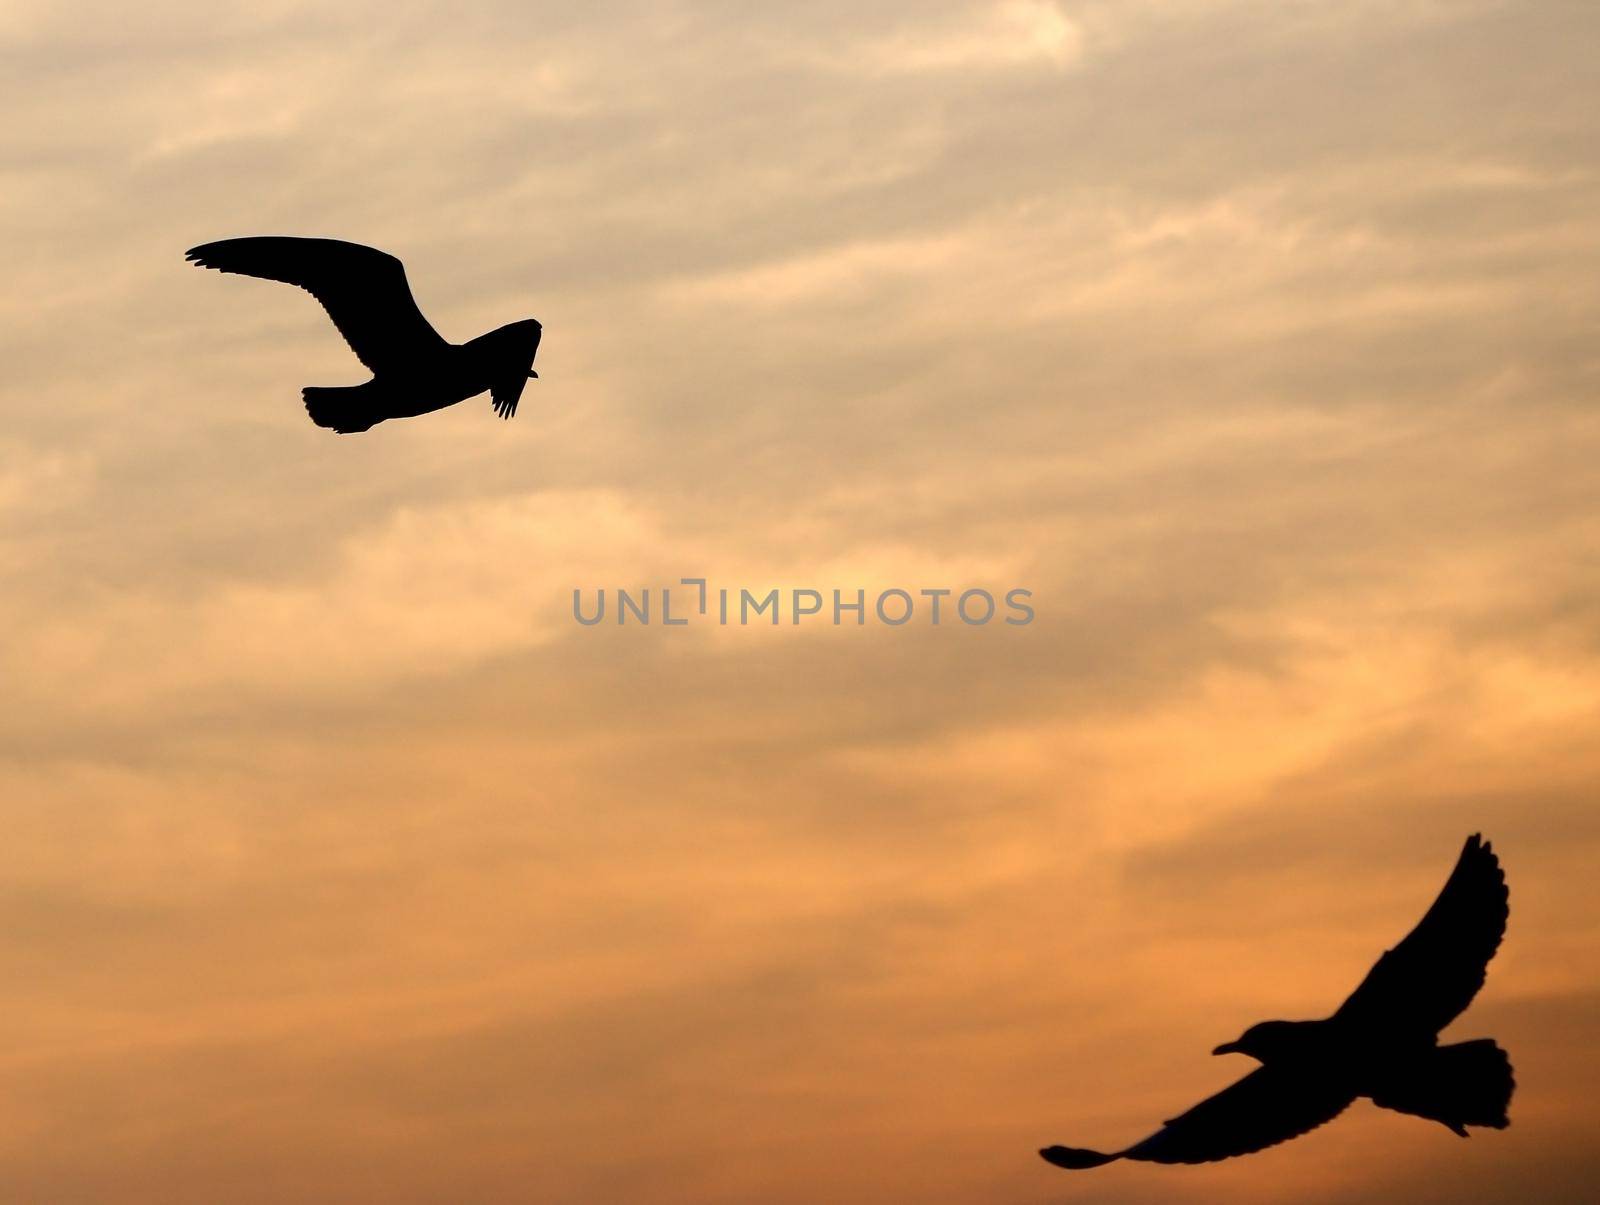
[1,0,1598,1200]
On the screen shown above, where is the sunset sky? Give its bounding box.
[2,1,1598,1200]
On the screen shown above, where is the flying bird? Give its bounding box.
[185,237,541,434]
[1041,833,1512,1170]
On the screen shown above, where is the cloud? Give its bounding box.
[1,0,1599,1200]
[851,1,1087,74]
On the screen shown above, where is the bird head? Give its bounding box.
[1212,1020,1305,1063]
[516,317,542,379]
[479,318,543,412]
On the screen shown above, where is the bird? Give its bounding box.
[185,236,541,434]
[1040,833,1513,1170]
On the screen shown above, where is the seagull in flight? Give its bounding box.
[186,237,541,434]
[1041,833,1513,1170]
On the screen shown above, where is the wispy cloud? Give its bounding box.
[0,0,1597,1200]
[851,1,1087,74]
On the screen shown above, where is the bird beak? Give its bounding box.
[1212,1042,1240,1056]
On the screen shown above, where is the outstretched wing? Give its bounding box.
[1125,1066,1353,1164]
[1334,834,1508,1038]
[185,237,450,373]
[1043,1067,1353,1169]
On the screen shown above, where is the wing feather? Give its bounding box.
[185,237,450,373]
[1333,834,1508,1037]
[1123,1066,1353,1164]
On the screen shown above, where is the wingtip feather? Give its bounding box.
[184,243,225,268]
[1040,1145,1120,1170]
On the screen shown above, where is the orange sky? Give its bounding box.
[2,1,1598,1201]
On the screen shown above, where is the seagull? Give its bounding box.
[185,237,541,434]
[1041,833,1513,1169]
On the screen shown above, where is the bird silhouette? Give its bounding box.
[1041,833,1512,1170]
[185,237,541,433]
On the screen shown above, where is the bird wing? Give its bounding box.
[1333,833,1508,1038]
[1123,1066,1353,1164]
[491,381,519,420]
[185,237,450,374]
[1043,1067,1352,1169]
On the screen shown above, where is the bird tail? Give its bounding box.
[303,385,382,434]
[1039,1145,1121,1170]
[1372,1040,1514,1136]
